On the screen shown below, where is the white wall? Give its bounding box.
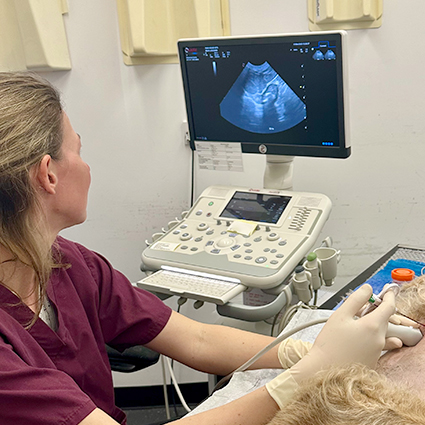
[39,0,425,387]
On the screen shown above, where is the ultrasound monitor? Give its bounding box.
[177,32,350,189]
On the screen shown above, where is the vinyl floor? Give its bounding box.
[124,405,196,425]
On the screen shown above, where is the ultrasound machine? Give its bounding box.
[138,31,350,325]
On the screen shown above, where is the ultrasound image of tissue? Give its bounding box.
[220,62,306,134]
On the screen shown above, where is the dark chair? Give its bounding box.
[106,345,160,373]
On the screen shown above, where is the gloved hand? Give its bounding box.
[389,314,419,327]
[357,283,418,350]
[266,284,396,408]
[277,338,312,369]
[291,284,396,383]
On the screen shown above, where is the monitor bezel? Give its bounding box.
[178,31,350,159]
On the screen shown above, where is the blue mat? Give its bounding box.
[333,258,425,310]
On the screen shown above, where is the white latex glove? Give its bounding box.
[389,314,419,327]
[265,369,300,409]
[357,283,419,350]
[290,284,396,384]
[266,284,396,408]
[277,338,312,369]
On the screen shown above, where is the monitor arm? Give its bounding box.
[263,155,295,190]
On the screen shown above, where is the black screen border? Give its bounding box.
[178,31,350,159]
[219,191,292,224]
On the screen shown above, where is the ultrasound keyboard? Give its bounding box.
[137,268,247,305]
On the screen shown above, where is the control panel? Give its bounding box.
[142,186,332,289]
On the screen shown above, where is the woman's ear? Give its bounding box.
[35,155,58,195]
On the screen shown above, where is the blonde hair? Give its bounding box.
[268,364,425,425]
[0,72,64,320]
[395,275,425,322]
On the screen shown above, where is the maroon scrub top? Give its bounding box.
[0,237,172,425]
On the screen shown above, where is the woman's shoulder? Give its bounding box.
[55,236,105,265]
[56,236,91,254]
[54,236,113,282]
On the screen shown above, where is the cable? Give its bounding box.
[190,148,195,207]
[166,299,188,416]
[270,285,292,336]
[165,357,192,413]
[160,355,171,420]
[160,299,191,418]
[270,312,280,337]
[277,302,316,335]
[277,303,302,334]
[213,317,329,393]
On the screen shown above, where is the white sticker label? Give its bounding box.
[151,242,180,252]
[195,142,244,172]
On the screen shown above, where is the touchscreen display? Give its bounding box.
[220,191,291,224]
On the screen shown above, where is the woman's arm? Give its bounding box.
[79,409,120,425]
[79,390,279,425]
[145,310,281,376]
[80,285,397,425]
[174,386,278,425]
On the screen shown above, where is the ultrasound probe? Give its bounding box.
[368,293,425,328]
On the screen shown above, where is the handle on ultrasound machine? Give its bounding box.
[217,290,290,322]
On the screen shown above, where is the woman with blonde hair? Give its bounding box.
[0,72,401,425]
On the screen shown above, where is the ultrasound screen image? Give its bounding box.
[220,61,306,134]
[178,33,348,157]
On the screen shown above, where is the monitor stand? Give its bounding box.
[263,155,294,190]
